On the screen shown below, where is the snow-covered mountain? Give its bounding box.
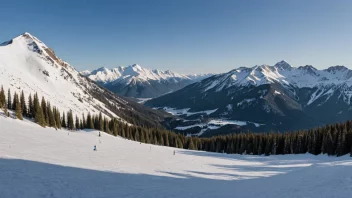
[82,65,213,98]
[146,60,352,135]
[197,61,352,90]
[0,32,169,127]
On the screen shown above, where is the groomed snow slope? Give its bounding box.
[0,115,352,198]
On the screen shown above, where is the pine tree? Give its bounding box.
[104,118,110,133]
[140,130,146,143]
[80,119,84,130]
[12,92,17,110]
[34,101,45,127]
[15,94,23,120]
[145,130,150,143]
[164,133,169,146]
[177,138,183,149]
[7,89,11,110]
[33,93,39,118]
[67,111,70,129]
[321,132,327,154]
[87,113,94,129]
[283,136,290,154]
[82,113,86,128]
[336,128,346,157]
[264,137,271,156]
[3,104,8,115]
[271,136,277,155]
[33,93,37,113]
[20,91,27,117]
[41,97,49,125]
[188,138,195,150]
[0,85,5,108]
[75,115,80,130]
[47,103,56,128]
[67,110,74,130]
[99,112,104,131]
[28,94,33,118]
[54,108,61,129]
[121,128,126,138]
[327,130,334,155]
[61,112,66,128]
[257,137,263,155]
[151,133,156,144]
[159,134,164,146]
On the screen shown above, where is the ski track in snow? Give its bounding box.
[1,115,352,198]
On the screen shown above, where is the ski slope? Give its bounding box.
[0,115,352,198]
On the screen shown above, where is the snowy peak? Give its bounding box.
[86,67,123,83]
[297,65,318,76]
[274,60,292,70]
[7,32,71,70]
[325,65,348,73]
[194,61,352,94]
[80,70,91,75]
[83,64,212,84]
[82,65,214,98]
[129,64,143,71]
[298,65,317,71]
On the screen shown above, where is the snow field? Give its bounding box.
[1,115,352,197]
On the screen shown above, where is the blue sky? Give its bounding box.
[1,0,352,73]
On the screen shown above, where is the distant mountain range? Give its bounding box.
[146,60,352,136]
[81,65,213,98]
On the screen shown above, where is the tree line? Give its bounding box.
[197,123,352,157]
[1,85,351,157]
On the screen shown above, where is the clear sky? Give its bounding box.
[1,0,352,74]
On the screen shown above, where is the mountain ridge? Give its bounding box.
[146,60,352,136]
[82,64,214,98]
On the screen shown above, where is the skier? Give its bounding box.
[99,132,101,137]
[94,145,97,151]
[173,150,176,155]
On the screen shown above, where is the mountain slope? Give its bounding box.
[146,61,352,135]
[1,114,351,198]
[0,32,169,127]
[82,65,213,98]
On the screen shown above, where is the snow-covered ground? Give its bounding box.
[0,115,352,198]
